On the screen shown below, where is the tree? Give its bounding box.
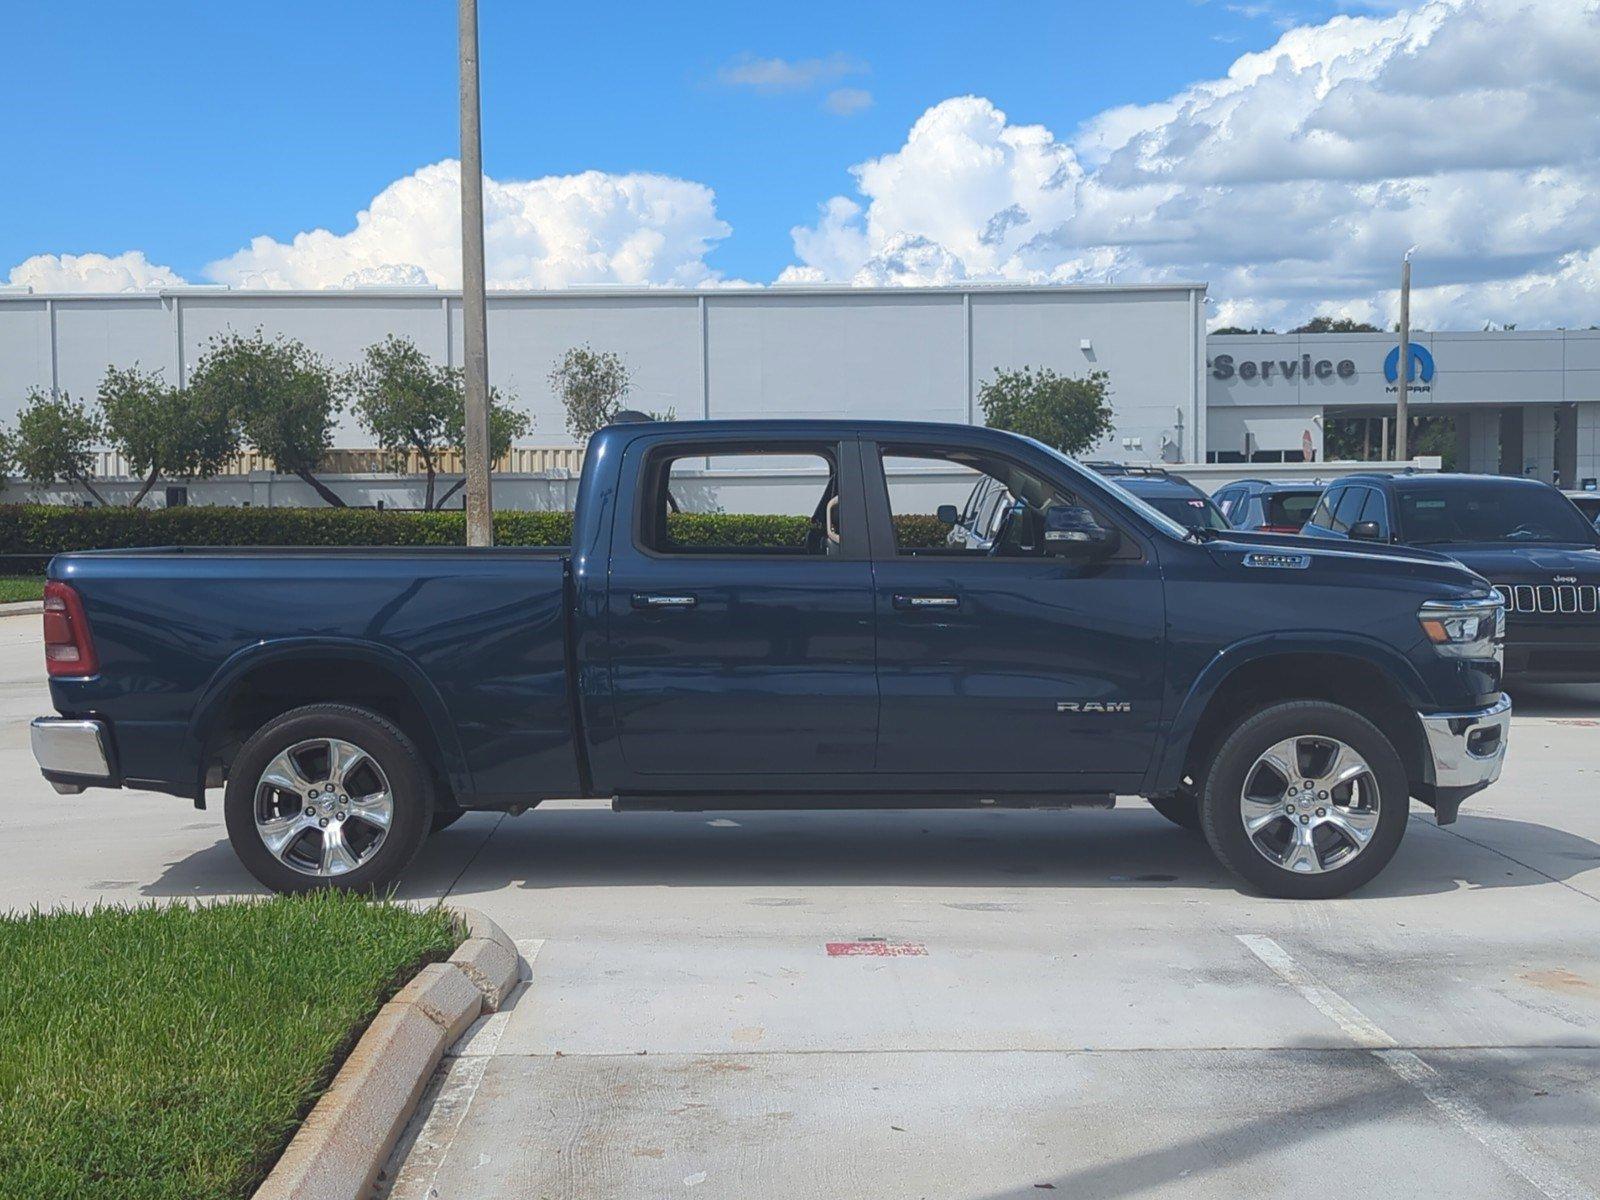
[434,373,532,509]
[977,366,1114,458]
[1211,325,1277,335]
[97,363,239,507]
[349,336,460,510]
[12,389,109,505]
[550,346,632,441]
[1289,315,1382,334]
[189,330,347,506]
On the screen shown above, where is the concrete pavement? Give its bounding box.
[3,612,1599,1198]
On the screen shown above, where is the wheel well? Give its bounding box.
[1181,654,1427,792]
[202,658,457,804]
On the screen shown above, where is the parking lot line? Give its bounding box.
[1237,933,1596,1200]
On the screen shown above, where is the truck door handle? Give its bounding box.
[893,594,960,610]
[632,593,698,609]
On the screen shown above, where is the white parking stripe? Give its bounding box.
[1237,934,1595,1200]
[385,938,543,1200]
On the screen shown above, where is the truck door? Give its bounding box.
[864,440,1165,782]
[604,436,878,778]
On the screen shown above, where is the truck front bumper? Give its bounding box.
[1417,693,1511,821]
[31,717,117,794]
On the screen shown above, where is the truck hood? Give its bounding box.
[1199,529,1488,591]
[1424,542,1600,581]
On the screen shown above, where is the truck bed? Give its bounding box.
[48,545,580,804]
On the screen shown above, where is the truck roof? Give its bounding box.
[600,417,1032,439]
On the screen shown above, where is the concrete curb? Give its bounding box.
[251,907,522,1200]
[0,600,42,616]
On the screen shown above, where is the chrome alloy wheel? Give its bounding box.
[253,738,394,878]
[1239,735,1380,875]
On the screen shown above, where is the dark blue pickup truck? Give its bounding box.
[32,419,1512,899]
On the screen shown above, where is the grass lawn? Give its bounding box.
[0,894,460,1200]
[0,575,44,603]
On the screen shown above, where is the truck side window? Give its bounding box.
[639,449,841,556]
[880,449,1091,558]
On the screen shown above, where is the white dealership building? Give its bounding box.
[1207,329,1600,489]
[0,282,1595,504]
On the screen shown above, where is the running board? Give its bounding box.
[612,793,1116,813]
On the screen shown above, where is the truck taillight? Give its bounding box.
[43,581,99,677]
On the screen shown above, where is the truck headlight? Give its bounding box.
[1418,597,1504,661]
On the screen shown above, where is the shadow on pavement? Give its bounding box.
[1504,678,1600,718]
[139,805,1600,902]
[973,1044,1600,1200]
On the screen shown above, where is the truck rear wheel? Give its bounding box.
[223,704,434,894]
[1199,701,1408,899]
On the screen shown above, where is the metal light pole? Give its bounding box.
[459,0,493,546]
[1396,245,1416,463]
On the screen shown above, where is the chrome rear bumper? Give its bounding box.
[31,717,114,794]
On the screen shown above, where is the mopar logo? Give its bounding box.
[1383,342,1435,385]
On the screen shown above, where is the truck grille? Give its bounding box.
[1493,583,1598,615]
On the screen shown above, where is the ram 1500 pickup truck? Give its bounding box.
[31,419,1512,899]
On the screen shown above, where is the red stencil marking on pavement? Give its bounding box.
[826,941,928,957]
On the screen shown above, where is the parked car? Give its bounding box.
[33,419,1510,900]
[1302,472,1600,679]
[941,469,1015,552]
[1564,490,1600,527]
[1210,478,1327,534]
[1086,465,1230,532]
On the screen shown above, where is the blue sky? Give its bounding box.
[7,1,1599,331]
[5,0,1362,281]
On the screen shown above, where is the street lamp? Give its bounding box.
[459,0,493,545]
[1396,244,1418,462]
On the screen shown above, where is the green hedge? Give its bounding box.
[0,505,949,556]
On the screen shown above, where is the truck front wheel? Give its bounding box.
[223,704,434,894]
[1199,701,1408,899]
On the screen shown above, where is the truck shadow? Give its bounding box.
[1505,678,1600,717]
[141,805,1600,901]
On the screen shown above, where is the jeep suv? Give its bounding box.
[1303,472,1600,679]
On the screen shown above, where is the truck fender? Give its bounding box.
[182,637,474,805]
[1145,632,1431,795]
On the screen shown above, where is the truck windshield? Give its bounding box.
[1398,483,1598,545]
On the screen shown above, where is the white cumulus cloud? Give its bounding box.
[786,0,1600,329]
[7,250,186,292]
[206,160,730,290]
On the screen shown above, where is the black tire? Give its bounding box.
[1148,788,1202,832]
[430,808,466,834]
[224,704,434,894]
[1199,700,1409,900]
